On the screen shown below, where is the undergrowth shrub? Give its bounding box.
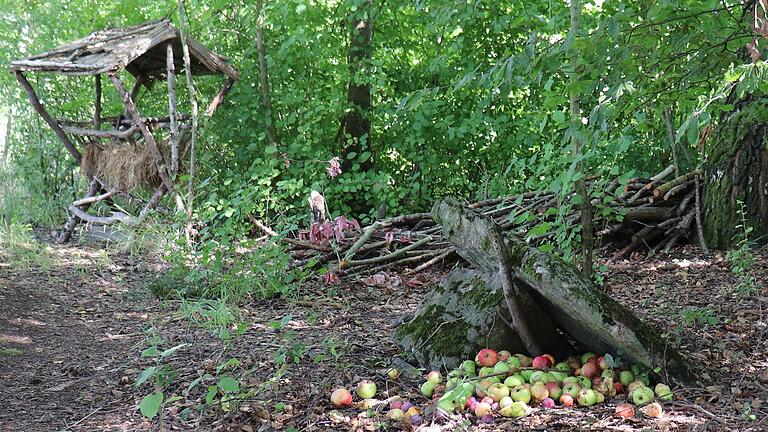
[149,238,303,302]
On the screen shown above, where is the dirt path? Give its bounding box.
[0,245,156,431]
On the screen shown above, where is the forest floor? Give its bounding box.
[1,235,767,432]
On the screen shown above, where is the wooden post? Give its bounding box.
[110,74,174,191]
[124,76,144,117]
[57,178,100,243]
[167,41,179,175]
[15,71,82,163]
[94,74,102,129]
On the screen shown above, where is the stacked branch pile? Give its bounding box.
[283,166,702,275]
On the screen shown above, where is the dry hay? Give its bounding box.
[81,140,173,191]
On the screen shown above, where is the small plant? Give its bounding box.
[726,201,758,295]
[134,343,187,419]
[681,307,718,326]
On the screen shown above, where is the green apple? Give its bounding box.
[654,383,673,402]
[356,380,377,399]
[506,356,522,369]
[478,366,495,378]
[550,371,568,384]
[421,380,436,398]
[461,360,476,376]
[580,352,598,364]
[504,374,526,388]
[576,376,592,389]
[562,383,581,398]
[595,391,605,404]
[510,385,532,404]
[632,386,654,405]
[626,381,645,397]
[555,362,571,372]
[426,371,443,384]
[493,361,513,376]
[520,369,534,383]
[545,382,562,400]
[562,376,579,386]
[499,400,527,418]
[499,395,514,409]
[619,370,634,387]
[513,354,533,367]
[577,388,598,406]
[487,383,510,402]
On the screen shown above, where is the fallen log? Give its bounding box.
[427,198,695,383]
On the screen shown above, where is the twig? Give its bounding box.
[347,235,431,268]
[404,249,455,275]
[340,221,380,268]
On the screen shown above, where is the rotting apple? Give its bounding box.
[421,381,436,398]
[513,354,533,367]
[531,382,549,402]
[498,350,512,361]
[641,402,663,418]
[474,402,492,417]
[499,396,514,409]
[387,408,405,421]
[559,393,574,407]
[615,403,635,419]
[387,368,399,380]
[331,388,353,407]
[580,352,598,364]
[541,397,556,409]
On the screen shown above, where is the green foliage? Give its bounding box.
[149,238,301,302]
[726,200,759,295]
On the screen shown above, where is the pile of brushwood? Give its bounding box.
[279,165,702,276]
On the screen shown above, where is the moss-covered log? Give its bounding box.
[394,268,526,370]
[432,198,696,384]
[703,100,768,248]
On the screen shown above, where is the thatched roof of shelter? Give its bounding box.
[10,19,238,82]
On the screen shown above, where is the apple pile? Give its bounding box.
[418,349,674,421]
[330,348,676,426]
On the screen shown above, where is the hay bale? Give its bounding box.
[88,140,173,191]
[80,142,102,179]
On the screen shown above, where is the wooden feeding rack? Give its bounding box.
[10,19,239,243]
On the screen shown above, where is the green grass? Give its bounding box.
[0,221,53,270]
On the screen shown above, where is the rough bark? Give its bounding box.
[341,0,373,172]
[567,0,593,278]
[255,0,279,150]
[431,198,695,384]
[703,99,768,248]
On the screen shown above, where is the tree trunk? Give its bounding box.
[340,0,373,172]
[255,0,279,151]
[703,97,768,248]
[1,113,11,167]
[568,0,593,277]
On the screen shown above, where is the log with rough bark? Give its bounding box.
[404,199,695,383]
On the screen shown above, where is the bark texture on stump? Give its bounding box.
[703,100,768,248]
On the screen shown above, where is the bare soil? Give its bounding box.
[0,239,766,431]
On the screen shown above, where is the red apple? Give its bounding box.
[532,355,553,370]
[559,393,574,407]
[613,382,624,394]
[615,403,634,419]
[581,362,598,379]
[477,349,499,367]
[331,388,353,407]
[541,397,556,408]
[543,354,556,366]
